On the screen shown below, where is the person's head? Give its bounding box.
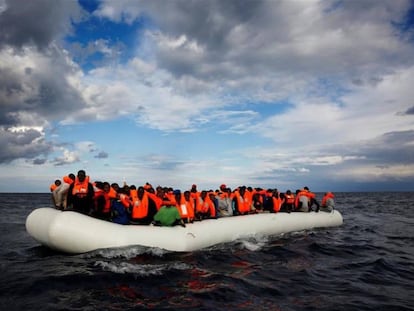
[103,182,110,193]
[111,183,120,192]
[77,170,86,182]
[173,189,181,199]
[137,186,145,198]
[95,181,104,190]
[69,173,76,181]
[184,190,191,200]
[54,179,61,186]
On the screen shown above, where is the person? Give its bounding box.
[303,186,320,212]
[232,186,252,215]
[294,188,310,212]
[111,198,130,225]
[93,181,112,220]
[130,186,158,225]
[320,192,335,212]
[252,191,264,212]
[66,170,95,215]
[282,190,295,212]
[153,204,186,227]
[52,173,75,209]
[216,187,233,217]
[271,189,284,213]
[173,189,194,223]
[50,179,61,192]
[195,190,216,220]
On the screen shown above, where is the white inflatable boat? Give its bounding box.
[26,207,343,254]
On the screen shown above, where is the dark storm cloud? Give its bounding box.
[98,0,414,81]
[322,130,414,166]
[0,128,52,163]
[0,1,89,164]
[32,158,47,165]
[0,0,84,49]
[405,106,414,114]
[360,130,414,164]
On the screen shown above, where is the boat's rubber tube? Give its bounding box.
[26,207,343,254]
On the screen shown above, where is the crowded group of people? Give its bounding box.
[50,170,336,227]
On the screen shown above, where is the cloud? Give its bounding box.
[0,0,84,49]
[0,0,413,191]
[0,126,52,163]
[404,106,414,114]
[94,151,108,159]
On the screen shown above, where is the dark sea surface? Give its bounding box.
[1,192,413,311]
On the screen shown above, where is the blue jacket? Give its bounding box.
[111,200,129,225]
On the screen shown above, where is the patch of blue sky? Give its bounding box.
[66,2,153,71]
[322,0,343,14]
[242,100,293,117]
[391,2,414,40]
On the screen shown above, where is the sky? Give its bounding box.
[1,0,414,193]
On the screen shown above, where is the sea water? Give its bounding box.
[0,192,413,310]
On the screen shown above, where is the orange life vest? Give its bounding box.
[94,189,111,213]
[285,193,295,204]
[147,192,163,210]
[234,191,251,213]
[131,192,149,219]
[295,190,309,208]
[272,197,284,213]
[108,187,118,199]
[176,195,195,220]
[62,175,74,184]
[321,192,335,206]
[129,189,138,206]
[50,183,58,192]
[196,195,216,217]
[72,176,90,197]
[119,193,131,208]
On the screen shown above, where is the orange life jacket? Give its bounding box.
[129,189,138,206]
[94,189,111,213]
[72,176,90,197]
[234,191,251,213]
[295,190,309,208]
[50,183,58,192]
[119,193,131,208]
[321,192,335,206]
[62,175,74,184]
[131,192,149,219]
[196,195,216,217]
[108,187,118,199]
[147,192,163,210]
[176,195,195,220]
[272,197,284,213]
[285,193,295,204]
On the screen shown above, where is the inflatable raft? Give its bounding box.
[26,207,343,254]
